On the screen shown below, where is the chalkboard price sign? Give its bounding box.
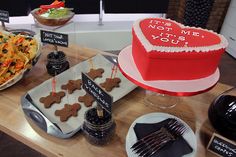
[40,30,68,47]
[0,10,9,23]
[207,133,236,157]
[82,72,112,113]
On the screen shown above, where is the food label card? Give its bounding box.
[0,10,9,23]
[40,30,68,47]
[82,72,113,113]
[207,133,236,157]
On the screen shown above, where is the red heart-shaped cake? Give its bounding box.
[132,18,228,80]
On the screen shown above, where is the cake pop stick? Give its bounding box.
[97,103,104,118]
[53,45,58,55]
[88,58,94,69]
[52,76,56,96]
[110,64,118,79]
[110,64,116,79]
[1,21,6,31]
[113,65,118,78]
[66,89,70,104]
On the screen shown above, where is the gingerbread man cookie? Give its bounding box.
[39,91,65,108]
[78,93,95,107]
[100,78,121,92]
[61,79,82,94]
[55,103,81,122]
[86,68,104,80]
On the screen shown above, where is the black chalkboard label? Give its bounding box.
[207,133,236,157]
[40,30,68,47]
[82,72,112,113]
[0,10,9,23]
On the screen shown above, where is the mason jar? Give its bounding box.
[46,51,69,76]
[82,108,116,146]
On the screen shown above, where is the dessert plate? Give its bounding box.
[118,45,220,96]
[21,54,136,138]
[126,112,197,157]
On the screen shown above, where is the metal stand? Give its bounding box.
[1,21,6,31]
[98,0,104,26]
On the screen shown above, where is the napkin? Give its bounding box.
[133,118,193,157]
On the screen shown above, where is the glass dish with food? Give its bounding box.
[0,30,41,90]
[31,0,75,27]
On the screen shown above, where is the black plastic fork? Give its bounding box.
[131,118,187,157]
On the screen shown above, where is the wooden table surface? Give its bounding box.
[0,45,232,157]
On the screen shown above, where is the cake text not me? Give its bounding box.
[148,19,205,46]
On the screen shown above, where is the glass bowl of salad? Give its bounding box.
[31,0,75,26]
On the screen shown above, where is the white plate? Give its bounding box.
[126,112,197,157]
[118,45,220,96]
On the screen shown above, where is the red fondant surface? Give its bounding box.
[118,46,220,96]
[132,18,226,81]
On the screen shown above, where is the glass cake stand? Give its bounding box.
[118,45,220,109]
[144,91,179,109]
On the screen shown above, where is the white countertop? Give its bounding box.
[5,13,162,51]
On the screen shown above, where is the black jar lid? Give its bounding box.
[47,51,66,60]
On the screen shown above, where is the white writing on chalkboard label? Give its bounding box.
[207,133,236,157]
[40,30,68,47]
[0,10,9,23]
[82,72,112,113]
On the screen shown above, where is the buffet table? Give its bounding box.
[0,44,232,157]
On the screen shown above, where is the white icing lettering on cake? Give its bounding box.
[148,25,156,29]
[166,33,174,38]
[133,18,228,52]
[166,27,172,31]
[181,30,191,35]
[193,32,200,36]
[160,38,169,42]
[181,30,201,36]
[147,20,209,46]
[165,22,172,27]
[171,40,179,45]
[147,22,193,45]
[152,35,159,40]
[151,35,180,45]
[157,26,165,30]
[149,19,161,25]
[148,24,172,31]
[178,36,186,41]
[151,34,185,45]
[149,20,172,27]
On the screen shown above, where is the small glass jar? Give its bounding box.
[46,51,69,76]
[82,108,116,146]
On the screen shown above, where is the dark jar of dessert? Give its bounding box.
[82,108,116,146]
[208,87,236,141]
[46,51,69,76]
